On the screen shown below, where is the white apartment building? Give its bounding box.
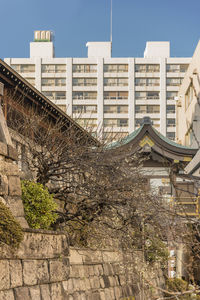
[4,31,191,141]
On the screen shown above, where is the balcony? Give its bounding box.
[171,197,199,217]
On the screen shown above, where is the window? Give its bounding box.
[166,64,188,73]
[135,64,160,72]
[166,64,180,73]
[167,105,175,114]
[42,78,66,86]
[58,105,66,112]
[135,118,160,128]
[72,92,97,99]
[135,119,143,127]
[146,64,160,72]
[104,64,128,73]
[42,64,66,73]
[135,91,160,100]
[72,64,97,73]
[166,92,177,100]
[103,132,128,141]
[104,78,128,86]
[166,132,175,140]
[72,105,97,113]
[73,78,97,86]
[76,118,97,128]
[166,78,182,86]
[26,78,35,86]
[43,91,66,100]
[146,92,160,99]
[146,78,160,86]
[135,78,159,86]
[135,105,160,114]
[185,84,194,109]
[167,119,176,127]
[104,91,128,99]
[135,65,146,72]
[104,119,128,127]
[11,64,35,73]
[135,78,146,86]
[104,105,128,114]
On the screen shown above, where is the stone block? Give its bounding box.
[0,142,7,156]
[108,276,116,287]
[99,277,105,289]
[0,175,8,196]
[73,278,81,291]
[0,289,15,300]
[7,145,18,161]
[40,284,51,300]
[0,196,6,205]
[103,264,111,276]
[70,265,80,278]
[100,291,106,300]
[70,249,83,264]
[0,162,19,176]
[49,258,69,282]
[23,259,49,285]
[50,283,63,300]
[79,292,87,300]
[91,292,101,300]
[0,260,10,290]
[62,279,73,293]
[84,278,91,290]
[102,251,122,263]
[29,286,41,300]
[9,260,23,288]
[114,286,122,299]
[102,275,110,288]
[14,287,31,300]
[8,176,21,196]
[88,265,94,276]
[5,196,24,217]
[15,216,29,228]
[79,278,86,291]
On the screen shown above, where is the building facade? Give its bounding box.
[5,31,191,141]
[176,40,200,148]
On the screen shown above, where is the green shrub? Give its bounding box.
[0,200,23,248]
[145,237,169,265]
[21,180,58,229]
[165,278,200,299]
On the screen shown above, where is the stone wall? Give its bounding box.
[0,94,164,299]
[67,248,164,300]
[0,229,69,300]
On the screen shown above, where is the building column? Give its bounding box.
[66,58,72,116]
[97,58,104,138]
[35,58,41,92]
[160,58,167,135]
[128,58,135,133]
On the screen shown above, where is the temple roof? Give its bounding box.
[107,118,198,163]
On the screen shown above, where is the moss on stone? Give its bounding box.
[0,200,23,248]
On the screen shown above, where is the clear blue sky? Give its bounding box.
[1,0,200,59]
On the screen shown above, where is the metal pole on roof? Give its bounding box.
[110,0,112,43]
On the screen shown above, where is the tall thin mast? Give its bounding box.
[110,0,112,43]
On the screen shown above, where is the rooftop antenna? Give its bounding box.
[110,0,112,43]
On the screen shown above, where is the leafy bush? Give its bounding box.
[21,180,58,229]
[145,237,169,265]
[165,278,200,299]
[0,200,23,248]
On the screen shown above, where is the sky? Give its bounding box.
[1,0,200,59]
